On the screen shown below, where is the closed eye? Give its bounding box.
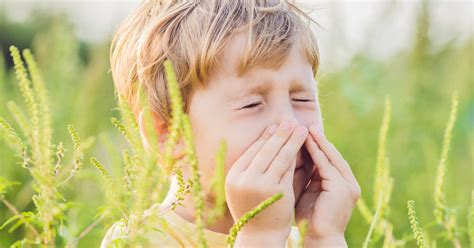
[242,99,313,109]
[293,99,313,102]
[241,102,261,109]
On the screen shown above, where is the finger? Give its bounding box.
[279,157,296,185]
[305,135,341,181]
[295,169,322,209]
[306,169,323,192]
[309,124,358,185]
[247,120,297,174]
[233,123,278,172]
[295,175,321,216]
[309,163,321,182]
[293,158,315,203]
[267,125,308,181]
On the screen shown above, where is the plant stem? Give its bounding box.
[1,198,40,236]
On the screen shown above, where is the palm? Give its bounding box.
[292,159,314,206]
[293,126,360,241]
[295,167,349,237]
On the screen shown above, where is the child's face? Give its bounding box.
[186,32,323,195]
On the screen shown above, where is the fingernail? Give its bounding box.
[268,124,278,134]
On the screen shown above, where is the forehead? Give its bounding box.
[208,32,315,91]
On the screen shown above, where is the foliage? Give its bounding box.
[0,4,472,247]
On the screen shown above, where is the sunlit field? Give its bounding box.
[0,1,472,247]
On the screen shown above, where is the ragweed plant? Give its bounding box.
[469,191,474,248]
[407,200,426,248]
[363,189,385,248]
[356,92,467,248]
[207,139,227,225]
[164,59,207,247]
[357,96,396,246]
[226,193,283,247]
[1,41,470,247]
[0,46,91,247]
[433,92,462,247]
[90,99,163,247]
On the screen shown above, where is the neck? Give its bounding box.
[162,175,235,234]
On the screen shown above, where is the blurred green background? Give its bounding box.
[0,0,472,247]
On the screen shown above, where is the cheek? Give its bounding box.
[189,119,253,177]
[221,124,268,173]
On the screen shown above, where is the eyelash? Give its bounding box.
[242,99,313,109]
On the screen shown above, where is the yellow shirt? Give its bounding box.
[101,203,301,247]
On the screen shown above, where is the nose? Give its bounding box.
[272,99,301,127]
[271,101,309,169]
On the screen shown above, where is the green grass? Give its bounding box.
[0,7,472,248]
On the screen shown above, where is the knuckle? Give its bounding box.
[321,179,330,189]
[270,159,285,171]
[259,145,273,158]
[275,128,290,138]
[261,130,273,140]
[350,184,362,202]
[278,150,293,165]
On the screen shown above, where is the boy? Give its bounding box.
[102,0,361,247]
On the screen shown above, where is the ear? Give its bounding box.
[138,108,186,160]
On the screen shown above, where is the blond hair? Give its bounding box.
[110,0,320,126]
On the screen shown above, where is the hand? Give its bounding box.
[292,143,315,207]
[295,124,361,246]
[225,120,308,245]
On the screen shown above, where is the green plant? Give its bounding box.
[356,92,467,248]
[407,200,426,248]
[363,189,385,248]
[0,46,91,247]
[226,193,283,247]
[1,7,472,245]
[357,96,396,246]
[433,92,462,247]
